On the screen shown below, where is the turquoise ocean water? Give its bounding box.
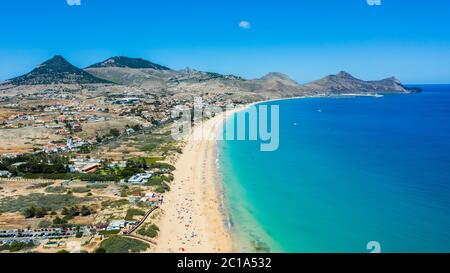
[218,85,450,253]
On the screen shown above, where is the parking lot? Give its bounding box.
[0,226,92,243]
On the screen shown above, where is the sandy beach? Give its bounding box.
[155,107,245,253]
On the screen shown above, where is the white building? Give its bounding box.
[127,173,152,184]
[107,220,126,231]
[0,170,12,178]
[68,158,102,173]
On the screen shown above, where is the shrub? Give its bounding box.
[0,193,89,214]
[70,206,80,216]
[62,206,81,217]
[87,184,108,189]
[140,143,157,152]
[98,230,120,236]
[109,128,120,137]
[22,206,48,218]
[23,207,36,218]
[94,248,106,253]
[63,214,73,221]
[125,208,145,221]
[61,207,69,215]
[81,206,91,216]
[149,162,175,171]
[26,182,54,189]
[38,220,52,228]
[144,176,163,186]
[7,241,35,252]
[99,236,149,253]
[101,199,129,209]
[155,182,170,193]
[72,187,91,193]
[53,216,68,226]
[45,186,67,193]
[137,223,160,238]
[35,207,48,218]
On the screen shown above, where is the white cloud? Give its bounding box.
[67,0,81,6]
[367,0,381,6]
[239,21,251,29]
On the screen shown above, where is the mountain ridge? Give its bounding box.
[4,55,112,85]
[2,55,419,98]
[301,71,411,94]
[86,56,171,70]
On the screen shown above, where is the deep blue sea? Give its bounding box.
[218,85,450,253]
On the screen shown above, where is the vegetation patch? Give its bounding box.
[144,176,170,193]
[125,208,145,221]
[0,193,90,213]
[98,236,149,253]
[137,223,159,238]
[23,173,120,182]
[87,184,109,189]
[26,182,54,189]
[0,241,35,252]
[98,230,120,236]
[1,153,68,176]
[130,157,164,165]
[62,205,92,217]
[23,206,49,218]
[71,187,91,193]
[38,220,52,228]
[52,216,68,226]
[101,199,129,209]
[44,186,67,193]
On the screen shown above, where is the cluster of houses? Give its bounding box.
[105,220,129,231]
[42,136,92,154]
[129,192,163,206]
[95,220,136,232]
[68,158,102,173]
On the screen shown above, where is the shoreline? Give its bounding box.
[154,105,246,253]
[154,93,390,253]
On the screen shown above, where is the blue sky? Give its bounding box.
[1,0,449,83]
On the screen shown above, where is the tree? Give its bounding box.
[69,206,80,217]
[35,207,48,218]
[137,224,160,238]
[53,216,67,225]
[132,124,142,131]
[81,206,91,216]
[8,241,34,252]
[61,207,69,215]
[75,225,83,238]
[109,128,120,137]
[95,248,106,253]
[38,220,52,228]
